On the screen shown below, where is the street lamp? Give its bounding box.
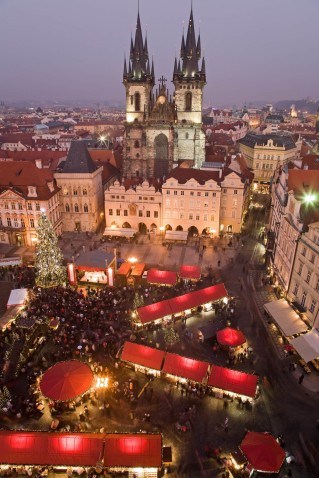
[303,193,316,204]
[128,256,137,264]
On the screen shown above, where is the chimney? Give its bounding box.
[35,159,42,169]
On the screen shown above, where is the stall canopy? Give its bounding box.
[165,230,188,242]
[7,288,28,308]
[40,360,93,401]
[263,299,308,337]
[147,269,177,286]
[163,353,209,383]
[0,431,162,469]
[121,341,165,371]
[116,262,132,276]
[216,327,246,348]
[131,263,146,277]
[240,431,285,473]
[104,434,162,468]
[208,365,258,398]
[179,265,201,280]
[137,284,228,324]
[104,227,137,238]
[290,329,319,362]
[75,250,115,271]
[137,299,172,324]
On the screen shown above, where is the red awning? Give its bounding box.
[104,434,162,468]
[121,341,165,371]
[131,263,146,277]
[208,365,258,398]
[137,300,172,324]
[0,431,102,466]
[136,284,228,324]
[179,265,201,280]
[0,431,162,469]
[116,262,132,276]
[240,431,285,473]
[216,327,246,347]
[163,353,209,383]
[147,269,177,286]
[40,360,93,402]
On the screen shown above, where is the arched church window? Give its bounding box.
[185,133,189,139]
[185,92,192,112]
[65,203,70,212]
[134,92,141,112]
[83,204,88,213]
[136,153,140,158]
[130,95,134,105]
[134,140,140,148]
[74,204,79,213]
[83,188,87,196]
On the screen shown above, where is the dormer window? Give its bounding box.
[27,186,37,197]
[47,181,55,193]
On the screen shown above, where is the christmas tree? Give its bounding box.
[35,212,66,288]
[163,326,180,346]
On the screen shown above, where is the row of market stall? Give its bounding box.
[120,341,258,400]
[116,263,201,287]
[136,283,228,325]
[264,299,319,365]
[0,430,163,475]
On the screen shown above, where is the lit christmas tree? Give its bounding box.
[35,212,66,288]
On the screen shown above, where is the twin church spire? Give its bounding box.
[123,11,154,84]
[123,6,205,84]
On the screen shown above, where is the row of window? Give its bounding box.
[256,154,281,160]
[166,190,221,197]
[0,217,32,228]
[297,261,318,289]
[3,202,41,211]
[65,204,89,213]
[109,209,158,219]
[292,282,317,314]
[300,246,316,264]
[63,188,88,196]
[255,163,274,170]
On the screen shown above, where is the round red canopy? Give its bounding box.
[40,360,93,402]
[240,431,285,473]
[216,327,246,347]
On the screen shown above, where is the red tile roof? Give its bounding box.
[0,161,59,200]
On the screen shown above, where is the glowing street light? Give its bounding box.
[128,256,137,264]
[304,193,317,204]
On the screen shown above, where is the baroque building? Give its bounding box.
[122,7,206,179]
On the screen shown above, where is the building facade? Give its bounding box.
[239,133,298,190]
[122,7,206,179]
[55,141,104,232]
[0,162,61,246]
[288,222,319,327]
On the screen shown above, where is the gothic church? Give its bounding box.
[123,6,206,179]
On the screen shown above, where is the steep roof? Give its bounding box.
[0,161,58,200]
[61,141,97,174]
[239,133,296,150]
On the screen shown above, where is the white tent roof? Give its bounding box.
[263,299,308,337]
[165,230,188,241]
[7,288,28,308]
[291,329,319,362]
[103,227,137,238]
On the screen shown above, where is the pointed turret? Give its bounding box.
[196,33,201,59]
[151,58,155,78]
[175,6,204,80]
[173,58,178,75]
[201,57,206,78]
[125,10,153,83]
[316,106,319,135]
[123,57,128,80]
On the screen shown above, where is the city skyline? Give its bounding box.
[0,0,318,106]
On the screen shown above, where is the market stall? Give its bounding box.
[72,250,116,285]
[0,431,163,477]
[121,341,166,376]
[263,299,308,337]
[162,353,210,384]
[6,288,28,309]
[239,431,285,474]
[40,360,94,402]
[165,230,188,242]
[130,262,146,285]
[179,265,201,281]
[216,327,246,348]
[147,269,177,286]
[116,262,132,285]
[136,283,228,325]
[103,227,137,238]
[208,365,258,400]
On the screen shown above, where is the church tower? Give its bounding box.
[313,106,319,154]
[173,7,206,168]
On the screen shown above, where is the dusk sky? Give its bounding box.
[0,0,318,106]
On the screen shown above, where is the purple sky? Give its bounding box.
[0,0,318,106]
